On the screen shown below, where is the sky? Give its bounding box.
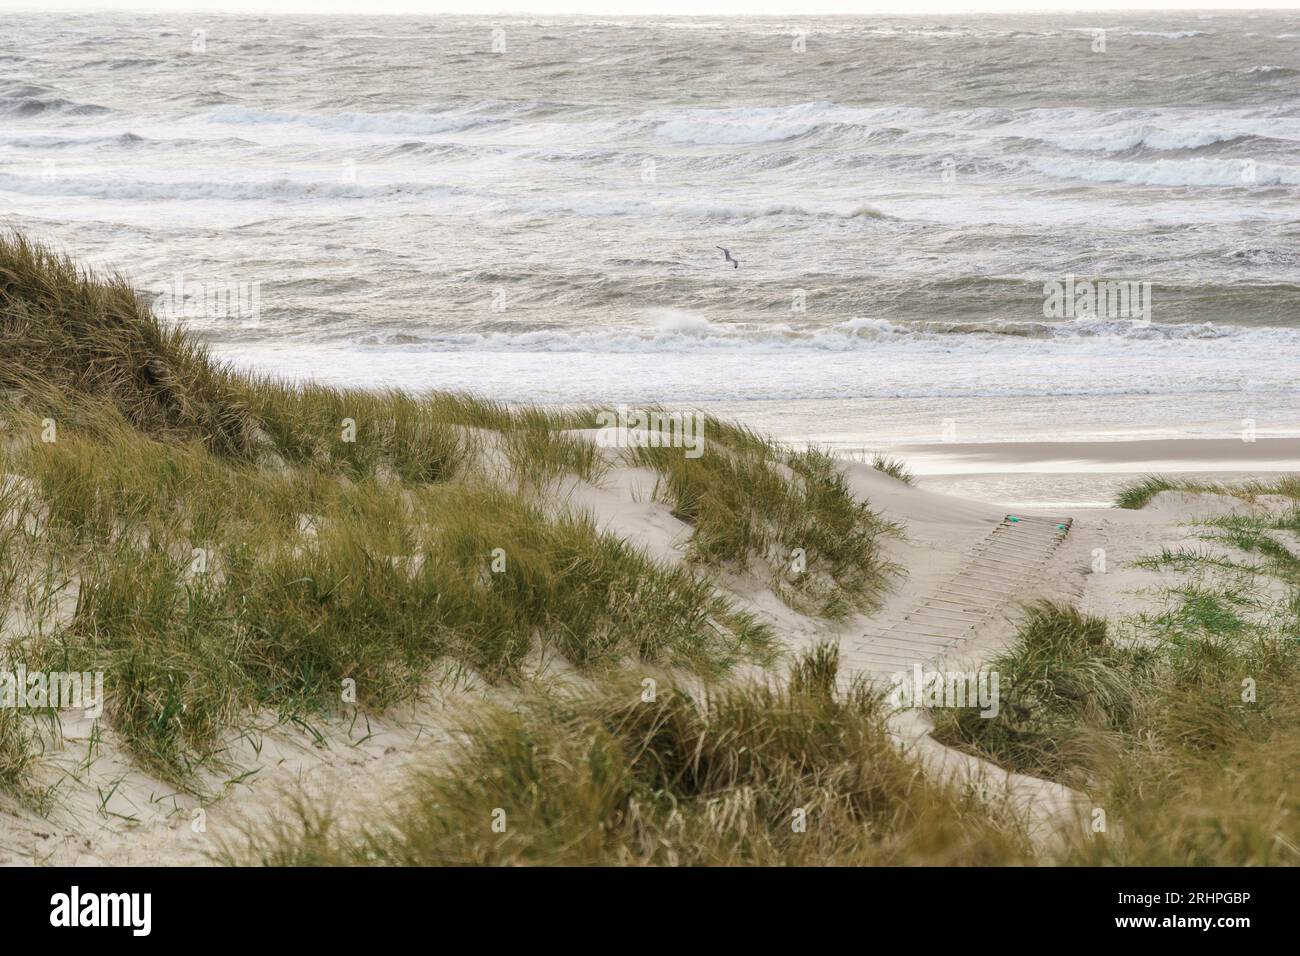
[2,1,1297,15]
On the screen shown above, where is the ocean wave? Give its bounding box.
[376,141,480,160]
[655,112,822,145]
[0,171,457,203]
[1242,64,1299,78]
[0,131,150,149]
[0,94,109,118]
[197,104,508,137]
[1036,126,1255,154]
[648,103,938,145]
[645,103,1300,160]
[1127,30,1211,39]
[344,312,1294,354]
[689,202,890,222]
[81,57,166,70]
[449,186,895,222]
[1066,28,1210,39]
[1029,156,1300,188]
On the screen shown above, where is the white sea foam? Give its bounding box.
[198,104,506,137]
[1127,30,1211,38]
[345,313,1299,355]
[1039,127,1247,153]
[215,332,1300,410]
[0,171,458,202]
[1029,156,1300,187]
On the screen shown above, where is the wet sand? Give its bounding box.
[858,437,1298,507]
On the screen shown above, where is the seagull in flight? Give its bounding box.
[716,246,739,269]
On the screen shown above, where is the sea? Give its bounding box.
[3,11,1298,449]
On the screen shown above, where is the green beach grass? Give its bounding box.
[216,644,1032,866]
[1116,473,1300,510]
[931,528,1300,865]
[0,231,897,784]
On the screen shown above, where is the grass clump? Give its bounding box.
[1067,593,1300,864]
[0,230,256,456]
[218,644,1030,866]
[1197,520,1300,584]
[1130,546,1261,576]
[1135,582,1259,644]
[19,428,770,777]
[934,544,1300,864]
[930,602,1151,784]
[1207,508,1300,530]
[498,419,607,487]
[870,452,915,486]
[631,440,897,618]
[0,706,36,792]
[1114,475,1181,510]
[241,382,472,484]
[1116,473,1300,509]
[0,473,50,796]
[244,382,611,487]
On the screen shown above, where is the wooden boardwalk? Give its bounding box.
[843,514,1073,678]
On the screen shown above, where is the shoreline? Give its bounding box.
[209,346,1300,506]
[885,436,1300,472]
[209,348,1300,450]
[846,438,1299,507]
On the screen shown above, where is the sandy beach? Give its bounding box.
[877,437,1300,506]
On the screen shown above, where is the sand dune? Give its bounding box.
[2,433,1266,865]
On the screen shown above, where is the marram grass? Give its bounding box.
[216,644,1033,866]
[629,441,899,618]
[3,233,831,781]
[12,411,772,778]
[1116,473,1300,510]
[932,540,1300,864]
[870,452,915,486]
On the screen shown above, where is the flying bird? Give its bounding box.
[716,246,739,269]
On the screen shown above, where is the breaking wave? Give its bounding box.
[345,312,1299,354]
